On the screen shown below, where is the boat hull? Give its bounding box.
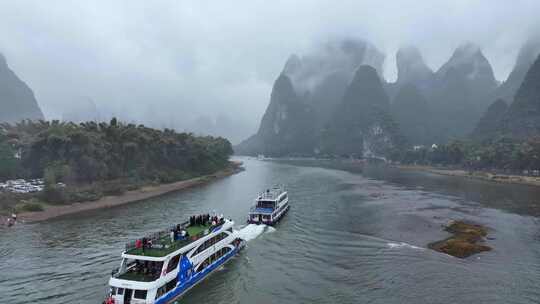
[155,241,245,304]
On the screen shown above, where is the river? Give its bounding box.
[1,157,540,304]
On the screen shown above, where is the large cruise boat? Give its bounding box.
[103,215,245,304]
[247,185,289,226]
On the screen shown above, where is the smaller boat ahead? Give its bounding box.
[248,185,289,226]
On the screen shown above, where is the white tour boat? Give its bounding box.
[247,185,289,226]
[103,214,245,304]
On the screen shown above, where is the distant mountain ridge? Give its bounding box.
[236,38,540,157]
[0,53,44,123]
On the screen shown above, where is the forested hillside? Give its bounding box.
[0,119,233,210]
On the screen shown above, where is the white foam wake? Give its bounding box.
[236,224,273,242]
[387,242,424,250]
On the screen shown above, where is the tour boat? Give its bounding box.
[247,185,289,225]
[103,215,245,304]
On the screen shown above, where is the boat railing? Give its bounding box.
[124,220,189,252]
[124,219,227,253]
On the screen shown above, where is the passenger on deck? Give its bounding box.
[141,237,153,251]
[170,230,175,243]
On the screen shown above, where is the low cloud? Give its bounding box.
[1,0,539,141]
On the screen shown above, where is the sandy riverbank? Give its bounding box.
[398,164,540,187]
[6,161,244,224]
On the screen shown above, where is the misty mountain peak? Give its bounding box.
[0,53,44,123]
[283,39,385,93]
[352,65,382,86]
[494,36,540,102]
[283,54,302,76]
[272,73,296,102]
[396,46,433,86]
[437,42,496,85]
[344,65,390,110]
[455,42,481,57]
[0,53,8,71]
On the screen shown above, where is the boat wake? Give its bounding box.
[237,224,275,242]
[386,242,424,250]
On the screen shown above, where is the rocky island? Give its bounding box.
[429,220,492,258]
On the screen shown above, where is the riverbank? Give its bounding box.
[3,161,244,224]
[397,164,540,187]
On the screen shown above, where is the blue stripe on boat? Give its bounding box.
[155,246,240,304]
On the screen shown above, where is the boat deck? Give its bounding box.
[125,224,212,257]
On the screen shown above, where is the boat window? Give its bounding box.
[165,277,178,292]
[196,246,232,272]
[257,200,275,209]
[156,286,166,299]
[193,232,228,255]
[118,259,163,282]
[117,288,124,295]
[280,194,287,202]
[166,254,181,273]
[134,289,147,299]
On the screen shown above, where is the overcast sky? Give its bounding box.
[1,0,539,138]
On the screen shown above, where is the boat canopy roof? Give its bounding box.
[257,185,286,201]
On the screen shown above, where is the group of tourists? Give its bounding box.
[132,213,227,250]
[134,237,153,251]
[189,213,225,227]
[170,224,189,243]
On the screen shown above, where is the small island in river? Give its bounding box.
[429,220,492,258]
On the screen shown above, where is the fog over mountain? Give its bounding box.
[1,1,540,143]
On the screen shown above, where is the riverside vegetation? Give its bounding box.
[0,119,233,216]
